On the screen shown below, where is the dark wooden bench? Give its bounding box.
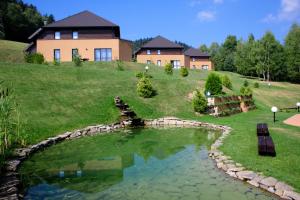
[256,123,269,136]
[257,136,276,156]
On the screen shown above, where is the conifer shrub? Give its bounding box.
[164,63,173,75]
[180,67,189,77]
[222,75,232,90]
[137,77,155,98]
[205,73,223,95]
[192,90,208,113]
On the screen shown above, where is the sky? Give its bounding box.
[24,0,300,47]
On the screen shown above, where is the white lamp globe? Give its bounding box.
[145,66,149,70]
[296,102,300,107]
[207,91,211,97]
[271,106,278,113]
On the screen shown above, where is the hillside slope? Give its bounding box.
[0,58,299,191]
[0,40,27,63]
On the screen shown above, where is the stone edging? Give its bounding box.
[1,117,299,200]
[144,117,300,200]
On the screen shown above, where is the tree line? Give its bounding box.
[200,24,300,83]
[0,0,55,42]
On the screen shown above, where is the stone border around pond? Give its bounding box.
[1,117,299,200]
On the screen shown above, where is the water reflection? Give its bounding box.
[20,128,278,200]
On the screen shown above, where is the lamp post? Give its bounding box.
[271,106,278,123]
[297,102,300,112]
[206,91,211,97]
[145,66,149,73]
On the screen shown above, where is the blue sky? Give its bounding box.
[24,0,300,47]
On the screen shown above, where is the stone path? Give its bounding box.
[284,114,300,127]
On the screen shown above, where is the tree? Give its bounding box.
[199,44,209,53]
[255,31,286,81]
[192,90,208,113]
[137,77,155,98]
[43,14,55,25]
[284,23,300,83]
[235,34,258,76]
[205,73,223,95]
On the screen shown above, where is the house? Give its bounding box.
[135,36,189,69]
[184,48,213,70]
[26,11,132,62]
[135,36,213,70]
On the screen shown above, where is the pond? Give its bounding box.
[19,128,278,200]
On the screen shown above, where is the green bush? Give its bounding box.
[73,55,82,67]
[136,72,152,79]
[180,67,189,77]
[192,90,208,113]
[24,53,45,64]
[116,60,124,71]
[205,73,223,95]
[164,63,173,75]
[254,82,259,88]
[243,80,249,87]
[222,75,232,90]
[240,86,253,96]
[137,77,155,98]
[53,59,60,66]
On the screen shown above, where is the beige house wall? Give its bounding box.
[136,54,187,67]
[37,39,128,62]
[190,59,214,70]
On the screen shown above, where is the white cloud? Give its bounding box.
[262,0,300,23]
[197,11,216,21]
[213,0,223,4]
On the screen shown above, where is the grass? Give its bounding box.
[0,40,300,191]
[0,40,27,63]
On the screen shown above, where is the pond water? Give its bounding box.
[19,128,278,200]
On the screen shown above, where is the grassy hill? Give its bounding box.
[0,40,299,191]
[0,40,27,63]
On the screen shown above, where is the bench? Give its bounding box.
[256,123,269,136]
[257,136,276,156]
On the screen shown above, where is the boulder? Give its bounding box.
[247,180,259,187]
[236,170,257,180]
[282,190,300,200]
[5,160,21,172]
[275,182,294,192]
[259,177,278,187]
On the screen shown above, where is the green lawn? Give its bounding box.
[0,41,299,192]
[0,40,27,63]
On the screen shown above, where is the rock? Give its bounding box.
[260,177,278,187]
[247,180,259,187]
[236,171,257,180]
[5,160,21,172]
[227,166,245,172]
[275,182,294,192]
[282,190,300,200]
[226,171,237,178]
[217,162,223,169]
[267,187,276,193]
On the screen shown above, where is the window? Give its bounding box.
[54,49,60,61]
[55,32,61,40]
[192,58,195,62]
[147,60,151,64]
[157,50,161,55]
[202,65,209,70]
[157,60,161,66]
[72,49,78,60]
[147,50,151,55]
[72,31,78,39]
[94,48,112,61]
[172,60,181,69]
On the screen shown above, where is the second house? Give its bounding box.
[135,36,213,70]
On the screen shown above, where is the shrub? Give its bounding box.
[116,60,124,71]
[53,59,60,66]
[254,82,259,88]
[164,63,173,75]
[222,75,232,90]
[180,67,189,77]
[24,53,45,64]
[137,77,155,98]
[73,55,82,67]
[192,90,208,113]
[136,72,152,79]
[243,80,249,87]
[205,73,223,95]
[240,86,253,96]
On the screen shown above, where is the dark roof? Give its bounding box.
[184,48,210,57]
[45,10,119,28]
[141,36,184,49]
